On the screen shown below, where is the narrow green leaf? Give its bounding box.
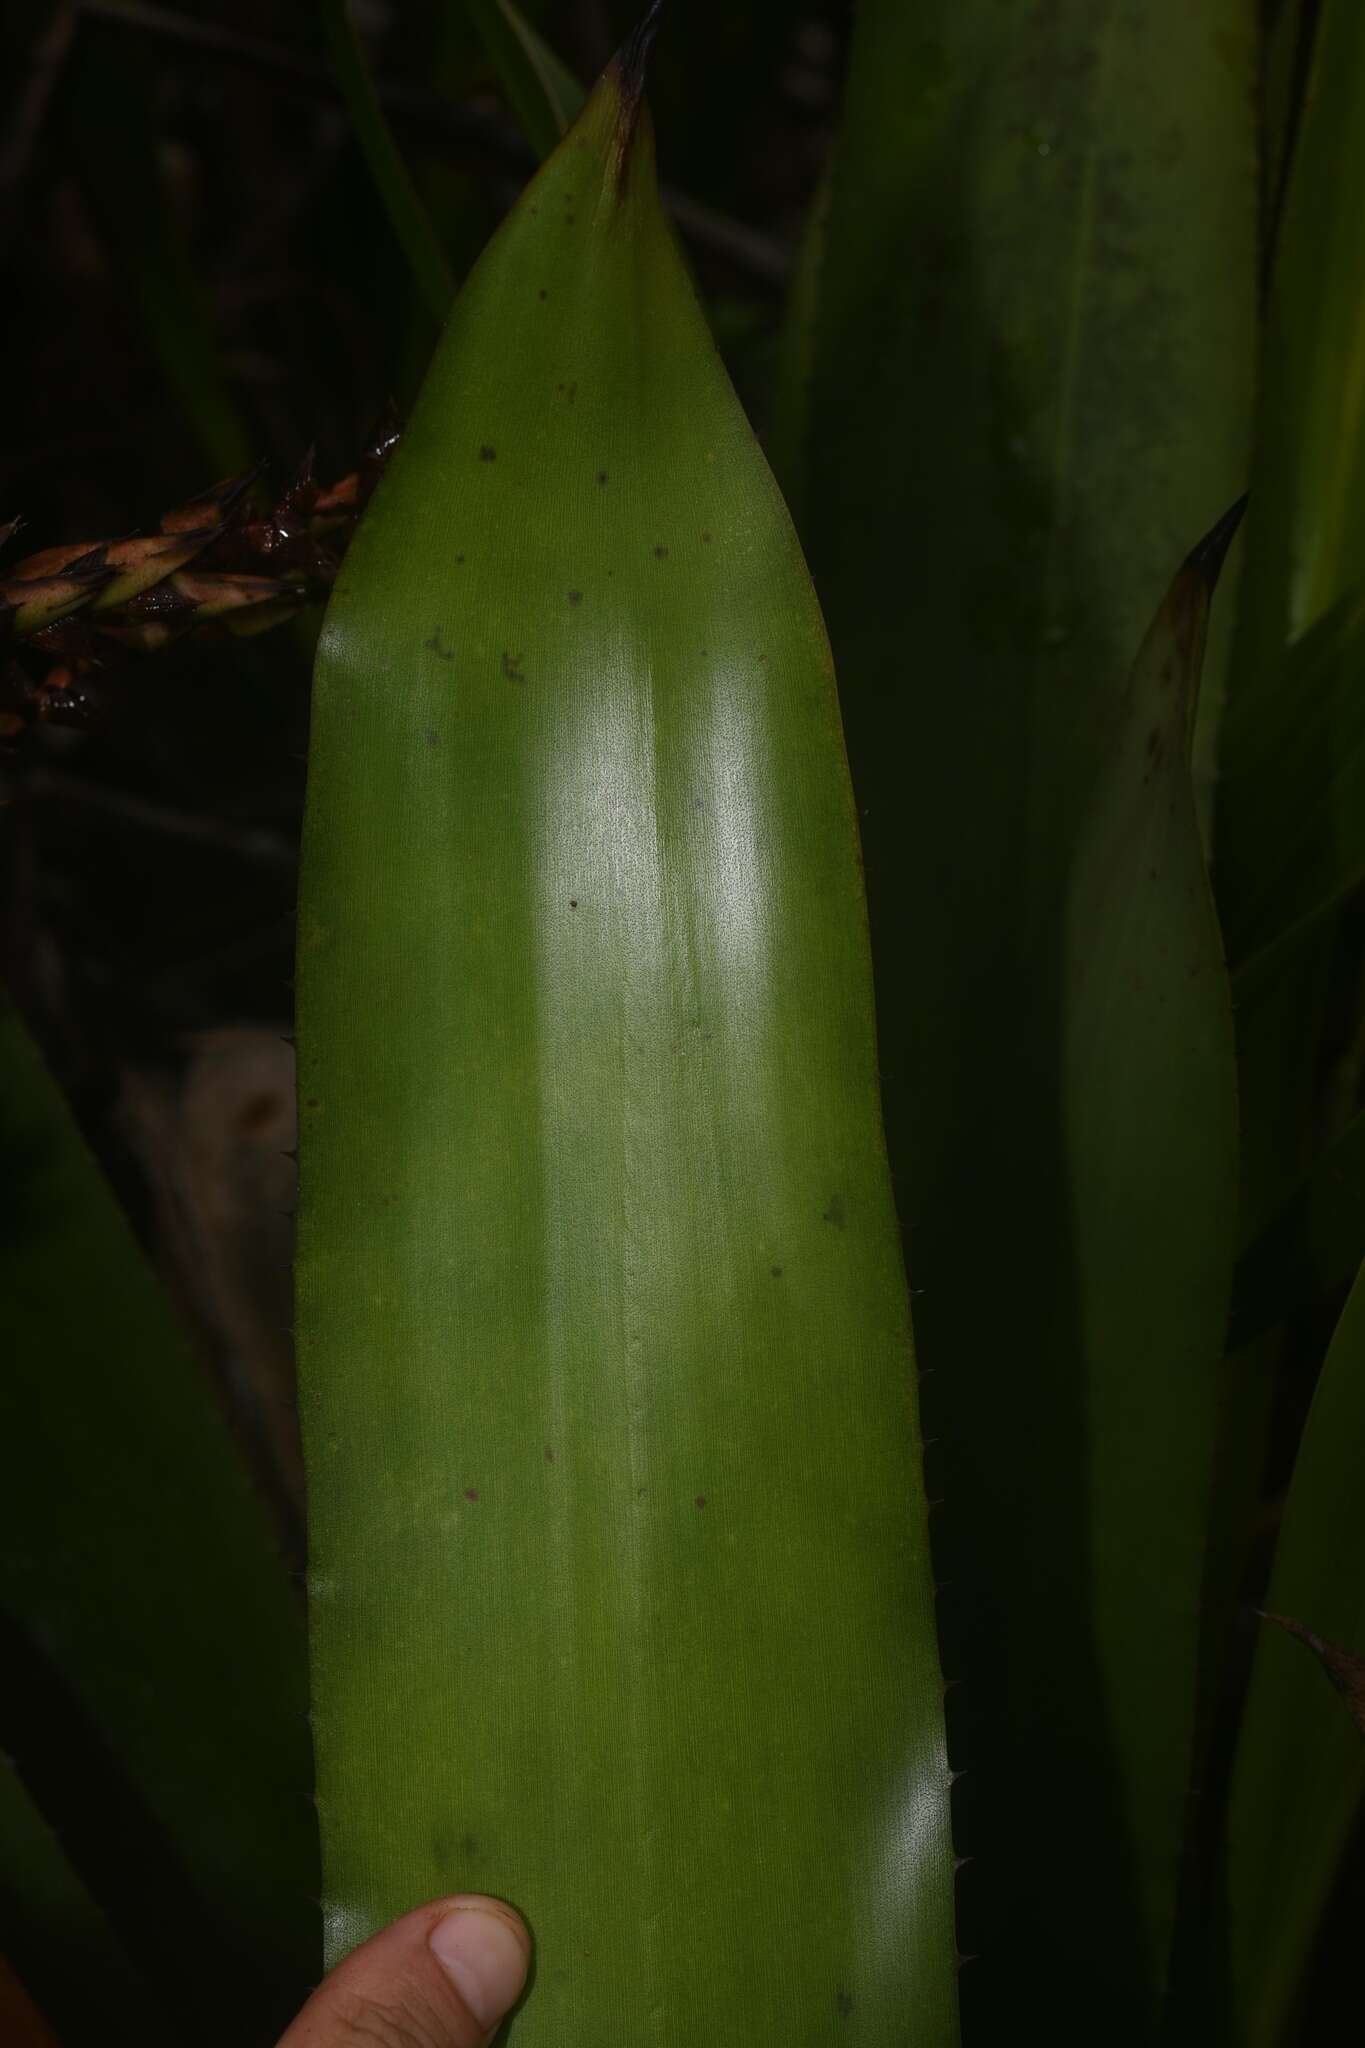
[1260,0,1314,261]
[0,1754,152,2047]
[1230,1105,1365,1346]
[464,0,585,160]
[66,32,254,479]
[0,994,316,2032]
[792,3,1257,2027]
[767,153,832,536]
[1224,1263,1365,2043]
[320,0,455,321]
[296,37,957,2044]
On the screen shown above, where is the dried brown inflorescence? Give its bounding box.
[0,411,402,740]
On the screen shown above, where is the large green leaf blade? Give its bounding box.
[0,996,316,2033]
[1223,1263,1365,2043]
[792,2,1256,2027]
[296,39,956,2046]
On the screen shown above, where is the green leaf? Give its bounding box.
[296,35,957,2044]
[464,0,585,160]
[1062,502,1242,1969]
[1223,1263,1365,2043]
[0,1753,151,2047]
[767,154,832,536]
[66,30,254,479]
[1217,0,1365,948]
[1230,1104,1365,1346]
[320,0,455,322]
[0,994,316,2035]
[791,2,1257,2028]
[1218,590,1365,973]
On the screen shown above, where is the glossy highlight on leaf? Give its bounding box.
[296,38,956,2048]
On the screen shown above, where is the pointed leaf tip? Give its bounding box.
[1183,492,1249,589]
[1259,1610,1365,1737]
[610,0,666,173]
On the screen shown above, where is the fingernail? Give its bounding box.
[429,1899,530,2029]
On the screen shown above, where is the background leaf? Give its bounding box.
[1222,1262,1365,2044]
[463,0,585,160]
[790,2,1257,2028]
[0,993,316,2043]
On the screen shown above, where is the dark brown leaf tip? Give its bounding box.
[1259,1610,1365,1737]
[610,0,665,185]
[1183,493,1249,591]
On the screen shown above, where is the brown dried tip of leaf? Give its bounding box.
[1259,1610,1365,1737]
[159,463,265,536]
[1182,493,1250,591]
[610,0,666,187]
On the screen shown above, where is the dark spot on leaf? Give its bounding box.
[695,1494,707,1509]
[425,627,454,660]
[545,1445,555,1462]
[836,1988,855,2019]
[569,898,578,908]
[538,288,548,300]
[653,545,669,559]
[424,730,440,746]
[305,1098,319,1109]
[478,445,496,462]
[455,553,465,564]
[568,590,583,606]
[701,530,712,543]
[596,470,608,486]
[822,1193,847,1230]
[464,1487,480,1503]
[502,651,526,684]
[771,1265,783,1278]
[460,1832,479,1858]
[759,653,768,664]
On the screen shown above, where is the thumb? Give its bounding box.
[278,1895,531,2048]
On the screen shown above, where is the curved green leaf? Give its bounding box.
[0,995,315,2033]
[791,2,1257,2027]
[1223,1262,1365,2043]
[296,38,956,2045]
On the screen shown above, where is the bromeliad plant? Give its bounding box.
[4,2,1365,2044]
